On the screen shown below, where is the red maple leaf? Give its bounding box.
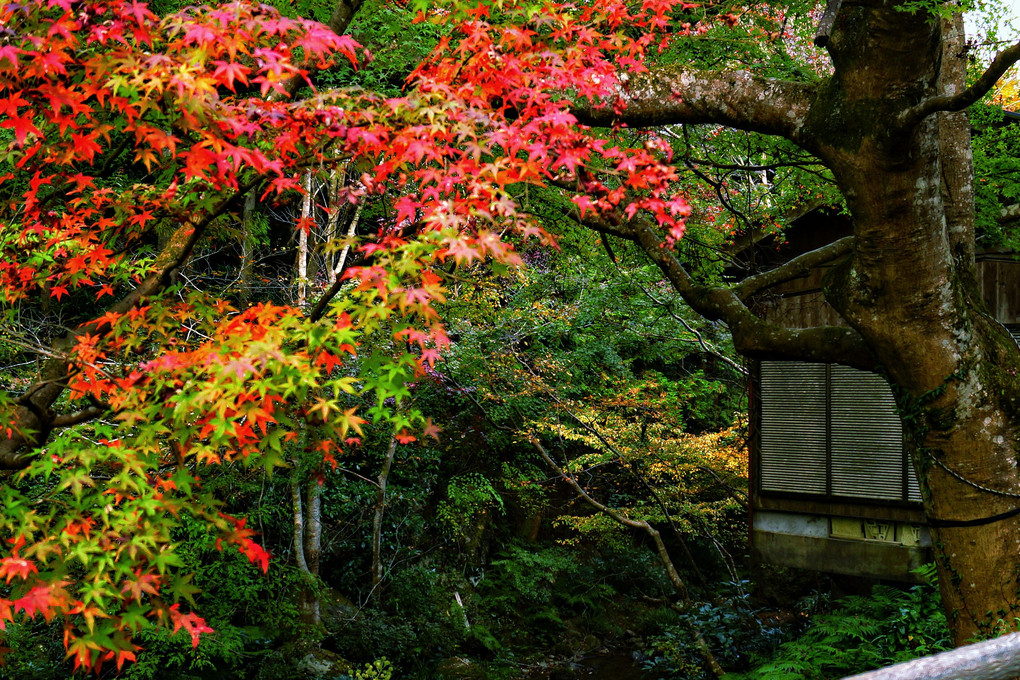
[15,585,59,621]
[2,114,40,145]
[422,417,442,442]
[169,605,214,648]
[0,557,37,583]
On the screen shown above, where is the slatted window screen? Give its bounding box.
[830,365,905,500]
[760,361,922,502]
[760,362,827,495]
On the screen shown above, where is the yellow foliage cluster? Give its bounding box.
[538,407,748,550]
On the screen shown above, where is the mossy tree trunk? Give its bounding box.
[576,0,1020,644]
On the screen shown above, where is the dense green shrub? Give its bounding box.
[641,568,949,680]
[734,568,949,680]
[475,543,616,639]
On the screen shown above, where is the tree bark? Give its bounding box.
[576,0,1020,644]
[291,474,322,626]
[937,10,976,268]
[370,435,398,596]
[295,170,312,309]
[806,5,1020,644]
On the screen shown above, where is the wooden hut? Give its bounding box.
[746,209,1020,581]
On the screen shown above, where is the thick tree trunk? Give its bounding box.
[803,3,1020,644]
[578,0,1020,644]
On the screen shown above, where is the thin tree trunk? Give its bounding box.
[304,478,322,575]
[530,437,725,678]
[291,476,309,574]
[371,435,398,596]
[291,475,321,625]
[333,201,362,278]
[295,170,312,308]
[239,191,257,306]
[304,478,322,625]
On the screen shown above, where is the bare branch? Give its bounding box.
[899,39,1020,130]
[677,156,824,173]
[577,210,875,368]
[813,0,843,47]
[338,467,381,488]
[574,66,816,144]
[734,235,854,300]
[50,406,106,428]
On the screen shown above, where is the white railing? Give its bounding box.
[842,632,1020,680]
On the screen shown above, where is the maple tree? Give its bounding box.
[0,0,692,669]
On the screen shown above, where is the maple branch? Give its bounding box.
[580,210,875,369]
[733,235,854,301]
[574,66,816,144]
[50,406,106,428]
[898,39,1020,130]
[0,183,259,470]
[676,156,825,173]
[999,203,1020,226]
